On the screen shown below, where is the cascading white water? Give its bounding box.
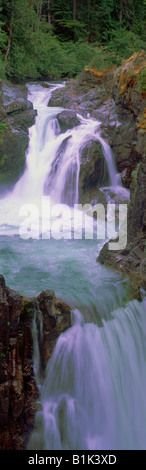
[28,297,146,450]
[12,83,120,205]
[0,82,128,237]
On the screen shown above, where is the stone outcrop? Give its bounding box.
[79,139,110,203]
[0,80,37,188]
[113,51,146,117]
[0,275,71,450]
[97,52,146,287]
[56,110,80,132]
[98,234,146,290]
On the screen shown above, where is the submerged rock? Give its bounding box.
[0,276,71,450]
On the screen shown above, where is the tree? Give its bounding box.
[5,0,14,61]
[73,0,76,20]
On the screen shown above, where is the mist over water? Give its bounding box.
[0,83,145,450]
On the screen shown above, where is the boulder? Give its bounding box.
[49,85,75,108]
[2,99,33,115]
[79,139,110,203]
[8,108,37,132]
[56,110,80,132]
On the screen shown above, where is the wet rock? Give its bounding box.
[1,80,27,108]
[3,99,33,115]
[0,125,28,187]
[48,79,108,114]
[48,85,75,108]
[0,108,7,122]
[0,276,71,449]
[79,139,110,203]
[91,186,129,206]
[56,110,80,132]
[0,81,37,189]
[8,109,37,132]
[93,98,141,188]
[127,159,146,239]
[97,234,146,291]
[1,80,33,115]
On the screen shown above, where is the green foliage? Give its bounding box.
[0,15,8,77]
[106,28,145,66]
[0,52,5,77]
[0,122,8,134]
[137,68,146,93]
[89,46,116,70]
[0,123,8,145]
[7,43,39,81]
[0,153,9,169]
[0,20,8,51]
[0,0,145,81]
[61,41,95,77]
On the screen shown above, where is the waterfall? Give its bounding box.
[0,82,145,451]
[28,297,146,450]
[12,83,120,206]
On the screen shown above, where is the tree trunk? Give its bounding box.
[119,1,123,23]
[48,0,51,25]
[73,0,76,21]
[5,0,14,61]
[38,0,43,22]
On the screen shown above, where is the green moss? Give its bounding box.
[0,128,27,185]
[137,68,146,93]
[20,299,36,323]
[0,122,8,134]
[131,162,140,180]
[130,162,141,206]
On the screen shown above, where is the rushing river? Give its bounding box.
[0,83,146,450]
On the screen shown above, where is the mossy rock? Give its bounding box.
[79,139,110,203]
[56,110,80,132]
[0,126,28,186]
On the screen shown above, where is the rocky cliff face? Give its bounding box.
[0,275,71,450]
[97,52,146,288]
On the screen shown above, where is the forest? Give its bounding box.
[0,0,145,82]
